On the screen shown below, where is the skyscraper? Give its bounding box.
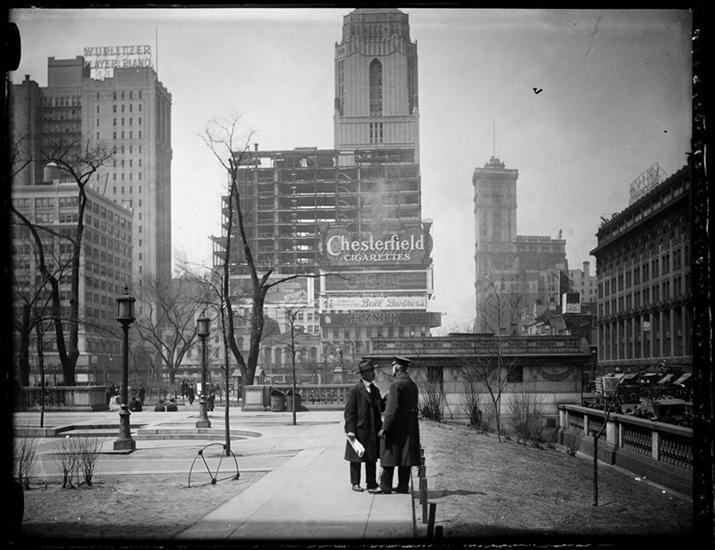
[10,51,172,310]
[9,47,172,382]
[473,156,567,333]
[214,8,438,381]
[334,8,419,162]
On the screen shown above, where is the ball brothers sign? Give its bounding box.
[319,227,432,267]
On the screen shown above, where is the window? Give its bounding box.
[369,58,383,116]
[507,365,523,383]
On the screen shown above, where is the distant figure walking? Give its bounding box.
[187,385,195,405]
[208,385,216,411]
[378,356,421,494]
[138,384,146,405]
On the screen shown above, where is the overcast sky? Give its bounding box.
[9,7,692,332]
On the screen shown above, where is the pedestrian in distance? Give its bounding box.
[344,358,384,493]
[187,385,195,405]
[208,385,216,411]
[138,384,146,405]
[378,355,421,494]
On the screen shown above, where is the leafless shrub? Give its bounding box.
[75,437,102,486]
[562,427,585,456]
[14,430,40,489]
[418,367,444,422]
[509,391,546,443]
[54,436,79,488]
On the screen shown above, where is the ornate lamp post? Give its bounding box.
[195,315,211,428]
[114,287,136,451]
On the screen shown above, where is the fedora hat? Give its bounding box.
[357,359,375,373]
[392,355,411,366]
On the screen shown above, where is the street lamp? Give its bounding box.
[114,286,136,452]
[195,315,211,428]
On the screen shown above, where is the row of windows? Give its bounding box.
[598,306,692,360]
[43,96,81,107]
[600,246,689,297]
[100,90,143,101]
[98,103,143,113]
[113,158,142,168]
[598,274,689,316]
[111,130,143,140]
[110,172,143,181]
[108,117,143,126]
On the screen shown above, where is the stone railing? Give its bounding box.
[17,386,109,412]
[558,404,692,495]
[242,384,352,411]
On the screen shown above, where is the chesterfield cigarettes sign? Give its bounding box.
[320,228,431,266]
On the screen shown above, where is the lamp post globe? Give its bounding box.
[114,286,136,452]
[196,315,211,428]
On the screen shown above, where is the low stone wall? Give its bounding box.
[243,384,352,411]
[17,386,109,412]
[558,404,692,495]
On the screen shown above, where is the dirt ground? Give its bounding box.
[19,471,264,541]
[415,420,693,541]
[16,419,693,544]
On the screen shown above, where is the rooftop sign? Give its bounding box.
[83,45,153,80]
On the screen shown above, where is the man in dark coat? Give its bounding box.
[378,355,421,494]
[344,359,384,493]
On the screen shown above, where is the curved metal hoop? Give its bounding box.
[187,442,240,488]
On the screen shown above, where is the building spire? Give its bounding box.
[492,121,496,158]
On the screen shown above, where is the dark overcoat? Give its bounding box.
[344,381,383,462]
[379,372,421,467]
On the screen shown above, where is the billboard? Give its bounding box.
[319,227,432,267]
[323,295,427,310]
[321,311,441,328]
[83,45,153,79]
[323,270,429,292]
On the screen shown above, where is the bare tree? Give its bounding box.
[10,137,113,385]
[198,266,239,455]
[277,305,301,425]
[460,275,526,441]
[133,275,209,385]
[200,114,319,390]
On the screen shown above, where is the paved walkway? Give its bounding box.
[13,406,416,541]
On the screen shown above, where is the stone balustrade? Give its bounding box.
[558,403,692,495]
[242,384,352,411]
[17,386,109,412]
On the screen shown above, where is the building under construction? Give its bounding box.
[212,8,440,379]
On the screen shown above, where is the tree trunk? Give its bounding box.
[19,304,31,386]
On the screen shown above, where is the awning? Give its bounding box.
[673,372,692,385]
[657,374,674,384]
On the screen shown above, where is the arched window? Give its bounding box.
[369,59,382,116]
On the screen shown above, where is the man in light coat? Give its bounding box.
[344,359,384,493]
[378,355,421,494]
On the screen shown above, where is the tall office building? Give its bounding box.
[473,156,568,333]
[214,9,438,380]
[590,165,691,373]
[11,182,133,384]
[10,48,171,382]
[334,8,419,161]
[10,52,172,310]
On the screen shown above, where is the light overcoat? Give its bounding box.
[379,372,421,467]
[344,381,383,462]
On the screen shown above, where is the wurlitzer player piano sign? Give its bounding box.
[319,228,432,267]
[83,45,153,79]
